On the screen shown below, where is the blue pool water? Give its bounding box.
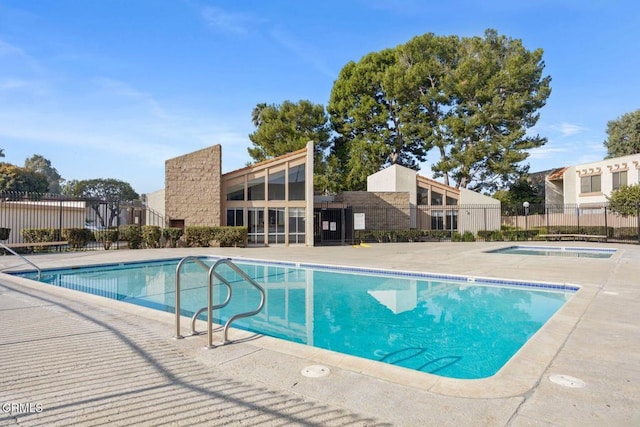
[488,245,616,258]
[12,258,576,379]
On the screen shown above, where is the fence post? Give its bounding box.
[545,207,549,234]
[603,206,608,243]
[637,203,640,244]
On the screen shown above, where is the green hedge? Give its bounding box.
[119,225,143,249]
[94,228,119,250]
[355,229,452,243]
[185,226,247,247]
[62,228,93,249]
[141,225,162,248]
[162,227,184,248]
[21,228,61,243]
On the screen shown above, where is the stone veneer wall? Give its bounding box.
[165,145,222,227]
[335,191,411,230]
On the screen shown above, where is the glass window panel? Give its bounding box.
[248,177,265,200]
[431,191,443,206]
[417,186,428,205]
[446,196,458,206]
[591,175,601,192]
[226,183,244,201]
[288,165,305,200]
[431,210,444,230]
[268,171,286,201]
[580,176,590,193]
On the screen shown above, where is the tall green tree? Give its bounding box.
[63,178,139,227]
[604,109,640,158]
[24,154,63,193]
[329,47,432,190]
[328,29,551,192]
[248,100,330,163]
[0,163,49,193]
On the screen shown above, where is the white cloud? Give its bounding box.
[269,27,336,79]
[555,122,588,136]
[200,6,252,35]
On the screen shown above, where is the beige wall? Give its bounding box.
[336,191,411,230]
[165,145,222,227]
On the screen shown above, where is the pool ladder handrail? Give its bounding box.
[0,242,42,280]
[174,257,266,348]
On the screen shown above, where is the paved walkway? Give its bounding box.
[0,242,638,426]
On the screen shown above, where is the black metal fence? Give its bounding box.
[340,203,639,244]
[1,192,638,248]
[0,191,165,248]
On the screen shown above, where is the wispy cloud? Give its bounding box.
[269,27,336,79]
[200,6,252,35]
[527,146,568,159]
[553,122,588,136]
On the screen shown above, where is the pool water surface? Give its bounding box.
[488,245,616,258]
[12,258,576,379]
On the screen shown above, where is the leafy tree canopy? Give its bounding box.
[607,184,640,216]
[62,178,139,227]
[604,109,640,158]
[0,162,49,193]
[492,174,543,210]
[328,29,551,192]
[248,100,330,163]
[24,154,63,194]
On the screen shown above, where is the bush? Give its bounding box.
[21,228,61,243]
[119,225,143,249]
[141,225,162,248]
[94,228,119,250]
[163,227,184,248]
[185,226,247,247]
[477,230,504,241]
[62,228,93,249]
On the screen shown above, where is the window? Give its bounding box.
[446,209,458,230]
[417,186,428,205]
[288,208,305,244]
[247,208,264,244]
[226,183,244,201]
[431,191,443,206]
[268,171,285,200]
[431,210,444,230]
[247,176,265,200]
[612,171,627,190]
[226,208,243,226]
[580,175,601,193]
[268,208,285,244]
[288,165,305,200]
[446,196,458,206]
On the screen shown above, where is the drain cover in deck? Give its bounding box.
[301,365,330,378]
[549,374,586,388]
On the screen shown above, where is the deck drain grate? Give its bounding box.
[549,374,586,388]
[301,365,330,378]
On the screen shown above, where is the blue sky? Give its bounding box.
[1,0,639,194]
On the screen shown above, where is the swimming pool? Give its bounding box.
[11,257,577,379]
[488,245,616,258]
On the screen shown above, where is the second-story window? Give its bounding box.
[612,171,627,190]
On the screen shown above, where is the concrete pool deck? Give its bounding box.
[0,241,638,426]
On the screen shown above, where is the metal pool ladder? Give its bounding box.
[174,256,265,348]
[0,242,42,280]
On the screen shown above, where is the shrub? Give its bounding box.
[21,228,60,243]
[62,228,93,249]
[0,227,10,240]
[477,230,504,241]
[94,228,119,250]
[141,225,162,248]
[461,231,476,242]
[163,227,184,248]
[119,224,143,249]
[185,226,247,247]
